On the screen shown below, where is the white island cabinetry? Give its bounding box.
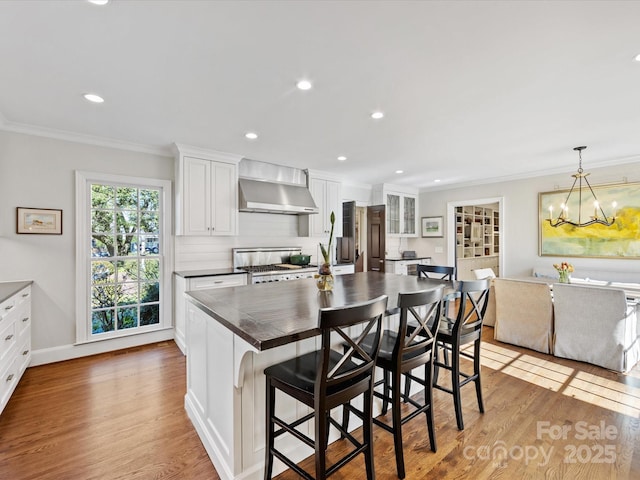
[173,143,242,236]
[174,272,247,354]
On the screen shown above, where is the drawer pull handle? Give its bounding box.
[5,334,14,341]
[22,317,29,322]
[214,281,223,284]
[23,350,29,356]
[22,293,29,298]
[4,305,13,311]
[6,374,14,382]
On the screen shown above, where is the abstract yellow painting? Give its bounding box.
[539,182,640,258]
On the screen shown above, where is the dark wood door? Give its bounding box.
[339,201,356,264]
[367,205,385,272]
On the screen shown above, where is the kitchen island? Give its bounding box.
[184,272,448,480]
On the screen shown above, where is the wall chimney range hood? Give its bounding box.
[238,158,319,215]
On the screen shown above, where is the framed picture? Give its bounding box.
[539,182,640,258]
[16,207,63,235]
[421,216,443,238]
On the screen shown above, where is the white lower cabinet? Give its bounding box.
[174,273,247,354]
[0,284,31,415]
[332,264,355,275]
[385,258,431,275]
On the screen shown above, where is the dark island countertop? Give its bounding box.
[186,272,449,351]
[174,268,247,279]
[0,281,33,304]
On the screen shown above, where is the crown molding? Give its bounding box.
[0,119,172,157]
[419,154,640,193]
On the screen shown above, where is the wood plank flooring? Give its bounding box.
[1,331,639,479]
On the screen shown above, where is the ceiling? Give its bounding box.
[1,0,640,190]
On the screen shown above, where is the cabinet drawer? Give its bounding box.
[189,275,246,290]
[0,296,17,323]
[0,355,20,411]
[17,336,31,375]
[15,301,31,341]
[0,320,17,365]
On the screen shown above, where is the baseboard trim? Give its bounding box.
[30,329,176,366]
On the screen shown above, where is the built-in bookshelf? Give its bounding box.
[455,205,500,280]
[455,205,499,258]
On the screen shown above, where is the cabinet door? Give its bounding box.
[402,195,416,235]
[309,178,328,236]
[211,161,237,236]
[386,193,401,234]
[183,157,212,236]
[325,180,341,235]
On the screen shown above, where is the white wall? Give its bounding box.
[414,162,640,277]
[0,131,174,361]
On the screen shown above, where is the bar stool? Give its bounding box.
[263,295,388,480]
[403,264,454,400]
[342,287,444,479]
[416,264,456,280]
[433,279,490,430]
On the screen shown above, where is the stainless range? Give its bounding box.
[233,247,317,284]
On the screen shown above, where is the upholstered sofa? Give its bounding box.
[492,278,554,354]
[489,275,640,372]
[553,283,640,372]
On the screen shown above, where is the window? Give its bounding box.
[76,172,172,343]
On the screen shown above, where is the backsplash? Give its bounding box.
[174,212,322,271]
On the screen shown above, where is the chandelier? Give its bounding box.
[547,146,616,228]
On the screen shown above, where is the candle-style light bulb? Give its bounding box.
[593,200,599,218]
[548,205,553,220]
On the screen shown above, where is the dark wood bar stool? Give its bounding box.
[433,279,490,431]
[403,264,454,400]
[342,287,444,479]
[416,264,456,280]
[263,295,388,480]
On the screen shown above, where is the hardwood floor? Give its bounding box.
[1,332,639,479]
[0,341,218,480]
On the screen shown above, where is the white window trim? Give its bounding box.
[75,171,173,344]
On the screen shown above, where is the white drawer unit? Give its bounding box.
[332,264,355,275]
[385,258,431,276]
[174,273,248,355]
[0,283,32,415]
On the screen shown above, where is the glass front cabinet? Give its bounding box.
[373,184,418,237]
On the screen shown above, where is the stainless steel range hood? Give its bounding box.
[238,159,319,215]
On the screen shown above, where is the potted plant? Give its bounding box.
[316,211,335,291]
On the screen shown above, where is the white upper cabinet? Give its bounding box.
[174,144,241,236]
[299,174,342,238]
[372,184,418,237]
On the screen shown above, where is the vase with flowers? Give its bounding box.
[316,211,335,291]
[553,261,574,284]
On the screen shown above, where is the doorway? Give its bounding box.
[367,205,385,272]
[446,197,504,280]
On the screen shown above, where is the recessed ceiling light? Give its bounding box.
[83,93,104,103]
[296,80,312,91]
[634,53,640,62]
[434,179,441,183]
[395,170,403,174]
[245,132,258,140]
[337,156,347,161]
[371,111,384,120]
[88,0,109,5]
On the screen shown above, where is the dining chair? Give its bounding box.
[341,287,444,479]
[263,295,388,480]
[433,279,490,431]
[417,264,456,280]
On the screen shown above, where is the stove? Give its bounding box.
[233,247,317,284]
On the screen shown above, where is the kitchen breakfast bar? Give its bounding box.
[184,272,448,480]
